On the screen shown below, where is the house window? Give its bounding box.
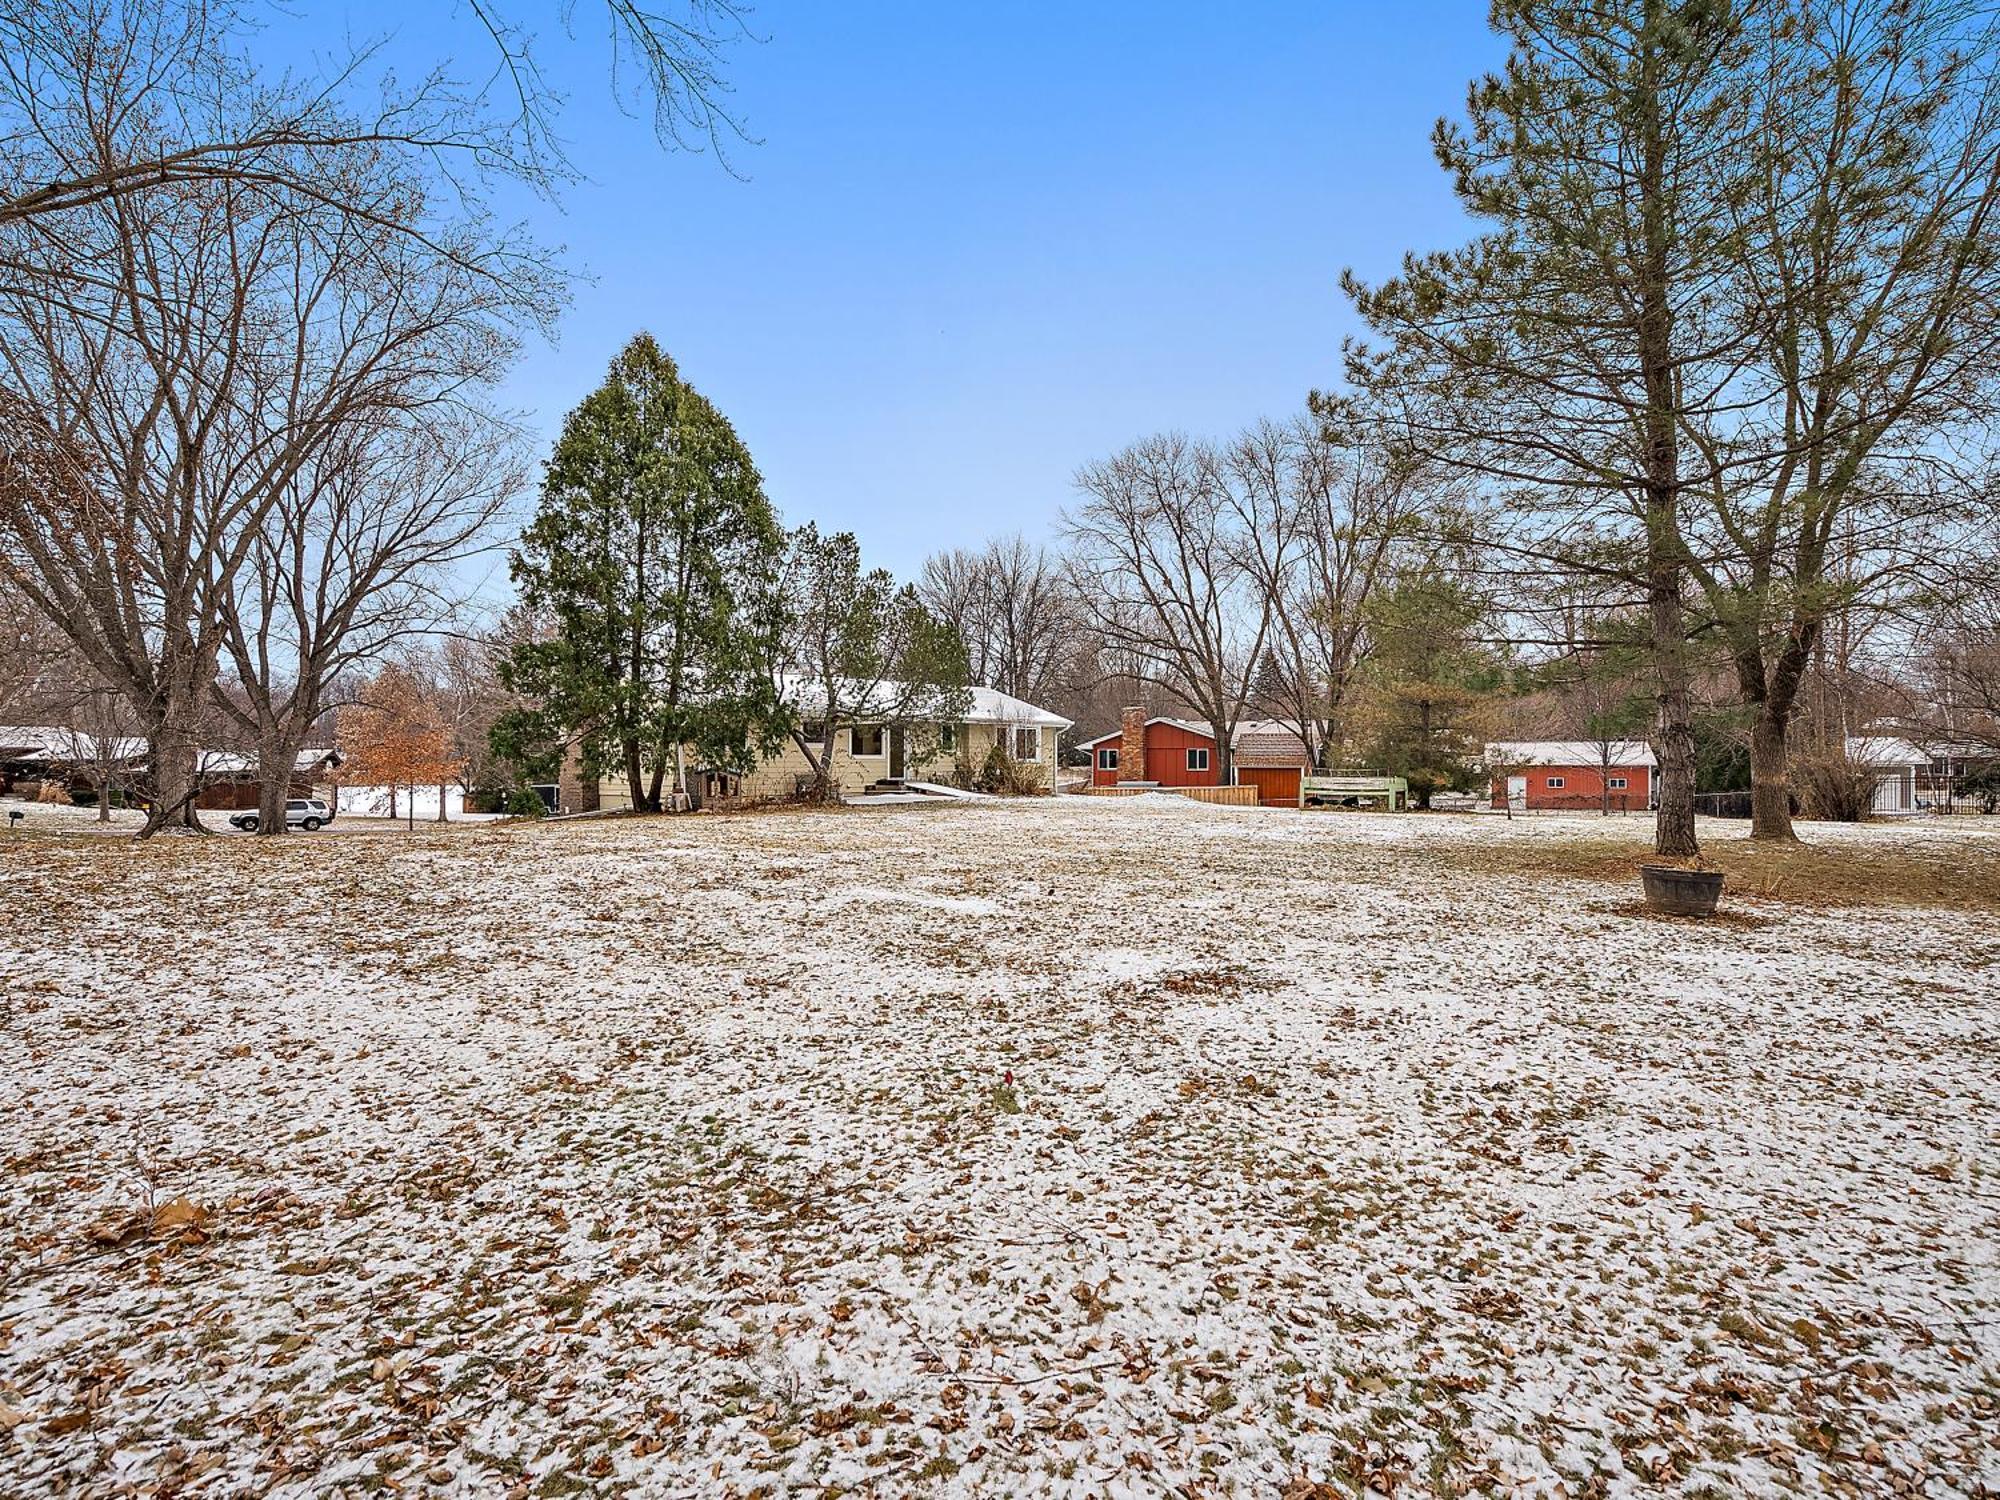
[800,719,827,747]
[1608,776,1628,789]
[850,725,885,757]
[939,723,957,752]
[1187,747,1210,772]
[1014,726,1039,760]
[1097,747,1119,771]
[1546,775,1565,788]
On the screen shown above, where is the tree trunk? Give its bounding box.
[1648,586,1700,858]
[1636,4,1699,863]
[437,779,448,822]
[1748,705,1797,842]
[137,698,204,839]
[624,737,648,812]
[254,728,307,836]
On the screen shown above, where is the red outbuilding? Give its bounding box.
[1486,740,1657,812]
[1230,723,1313,805]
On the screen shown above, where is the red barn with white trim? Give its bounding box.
[1487,740,1656,812]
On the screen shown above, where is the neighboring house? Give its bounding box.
[0,726,148,800]
[0,729,339,809]
[1486,740,1656,811]
[1084,708,1221,789]
[191,748,344,810]
[1845,732,1991,813]
[1083,709,1315,796]
[566,684,1073,812]
[1844,736,1929,815]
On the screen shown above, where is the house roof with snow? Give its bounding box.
[1078,715,1211,748]
[960,687,1072,729]
[196,747,345,776]
[1485,740,1657,769]
[781,678,1071,730]
[0,729,344,775]
[1844,736,1928,768]
[0,726,149,763]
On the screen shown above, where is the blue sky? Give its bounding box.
[333,3,1504,584]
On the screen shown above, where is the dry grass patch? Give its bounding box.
[1435,823,2000,909]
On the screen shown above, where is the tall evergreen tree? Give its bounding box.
[1343,0,1755,858]
[1355,568,1509,808]
[493,334,785,811]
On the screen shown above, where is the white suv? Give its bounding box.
[228,798,332,832]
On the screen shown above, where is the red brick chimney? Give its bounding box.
[1118,705,1147,784]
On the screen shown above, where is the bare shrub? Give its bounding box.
[1793,751,1876,822]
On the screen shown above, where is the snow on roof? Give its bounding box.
[0,737,345,775]
[780,677,1071,729]
[1485,740,1658,769]
[1078,716,1212,748]
[963,687,1073,729]
[196,746,347,776]
[0,726,148,762]
[1845,735,1928,767]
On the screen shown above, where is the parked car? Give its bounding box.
[228,798,332,832]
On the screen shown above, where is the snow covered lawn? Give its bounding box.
[3,799,1997,1497]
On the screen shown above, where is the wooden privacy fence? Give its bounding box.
[1083,785,1260,807]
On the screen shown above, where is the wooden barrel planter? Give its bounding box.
[1639,864,1724,918]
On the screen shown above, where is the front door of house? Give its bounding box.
[1506,776,1527,812]
[888,727,905,780]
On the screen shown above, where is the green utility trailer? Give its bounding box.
[1302,773,1410,811]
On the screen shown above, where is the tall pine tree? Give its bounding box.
[1343,0,1753,858]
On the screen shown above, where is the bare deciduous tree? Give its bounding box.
[1064,432,1285,781]
[1905,578,2000,757]
[1679,0,2000,841]
[213,408,527,834]
[0,0,754,241]
[0,104,547,835]
[0,572,66,720]
[1226,414,1432,768]
[429,628,523,805]
[917,535,1077,706]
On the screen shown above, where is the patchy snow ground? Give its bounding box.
[3,798,1997,1498]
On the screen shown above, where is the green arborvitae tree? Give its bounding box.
[492,333,786,810]
[772,524,971,801]
[1356,568,1509,809]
